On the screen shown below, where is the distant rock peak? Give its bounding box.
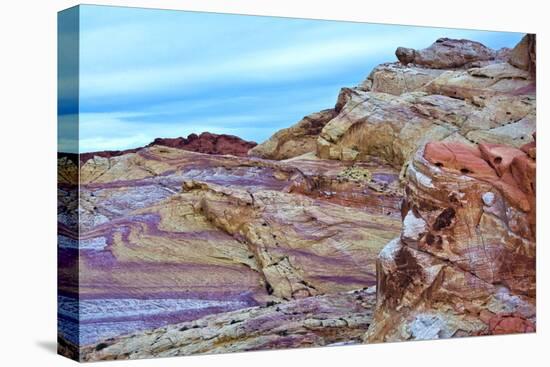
[79,132,257,163]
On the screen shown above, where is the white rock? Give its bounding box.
[482,192,495,206]
[403,210,427,241]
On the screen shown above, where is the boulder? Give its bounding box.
[508,34,536,75]
[396,38,496,69]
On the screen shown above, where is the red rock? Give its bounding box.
[424,141,533,212]
[148,132,257,156]
[520,133,536,159]
[366,140,536,342]
[424,141,496,178]
[80,132,257,163]
[479,143,525,177]
[489,313,535,334]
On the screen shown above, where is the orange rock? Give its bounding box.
[424,141,496,178]
[424,141,534,212]
[511,154,536,196]
[479,143,525,177]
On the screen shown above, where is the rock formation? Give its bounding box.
[81,287,376,361]
[249,109,337,160]
[80,132,257,163]
[364,139,536,342]
[58,34,536,361]
[253,35,536,169]
[395,38,496,69]
[59,145,402,359]
[148,132,257,157]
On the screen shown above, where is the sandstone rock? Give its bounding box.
[422,62,534,101]
[60,34,537,359]
[365,142,536,342]
[364,62,444,95]
[249,35,535,173]
[488,313,535,334]
[183,180,400,299]
[317,90,469,167]
[60,145,403,353]
[396,38,496,69]
[80,132,257,164]
[508,34,536,75]
[80,288,376,361]
[149,132,257,157]
[248,109,337,160]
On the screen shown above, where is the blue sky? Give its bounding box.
[59,5,524,153]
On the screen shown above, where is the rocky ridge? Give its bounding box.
[58,34,535,361]
[79,132,257,164]
[252,35,536,175]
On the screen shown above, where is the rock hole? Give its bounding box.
[435,162,444,167]
[95,343,109,352]
[433,207,456,230]
[425,233,435,245]
[494,157,502,164]
[460,168,471,174]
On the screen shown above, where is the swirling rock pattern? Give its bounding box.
[58,35,535,361]
[58,144,402,359]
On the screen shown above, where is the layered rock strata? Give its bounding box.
[81,287,376,361]
[58,145,401,357]
[58,34,536,361]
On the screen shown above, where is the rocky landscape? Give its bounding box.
[58,34,536,361]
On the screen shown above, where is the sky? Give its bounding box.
[58,5,524,153]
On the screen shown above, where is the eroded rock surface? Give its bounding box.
[365,140,536,342]
[254,36,535,164]
[396,38,496,69]
[58,145,401,358]
[59,34,536,361]
[81,288,376,361]
[249,109,337,160]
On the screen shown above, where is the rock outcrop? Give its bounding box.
[81,288,376,361]
[59,145,402,358]
[249,109,337,160]
[396,38,496,69]
[58,34,536,361]
[508,34,536,75]
[364,139,536,342]
[149,132,257,157]
[80,132,257,163]
[253,36,535,166]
